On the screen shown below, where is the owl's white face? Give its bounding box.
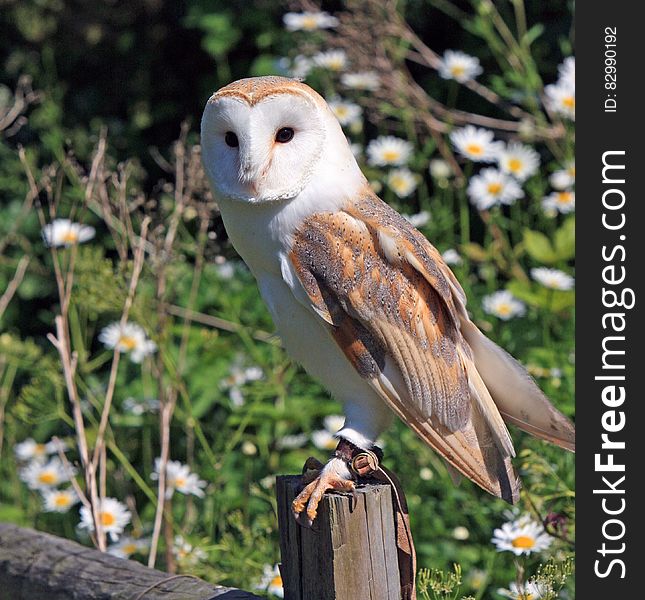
[201,82,327,203]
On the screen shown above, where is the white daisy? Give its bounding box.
[276,433,308,450]
[482,290,526,320]
[41,488,80,513]
[215,259,236,280]
[15,438,53,462]
[152,458,207,498]
[288,55,313,79]
[107,536,149,558]
[349,143,363,159]
[466,569,487,591]
[20,457,76,490]
[312,50,348,72]
[419,467,434,481]
[438,50,482,83]
[545,81,575,120]
[369,180,382,194]
[122,397,160,415]
[244,366,263,381]
[497,580,548,600]
[387,168,417,197]
[549,161,575,190]
[531,267,575,291]
[242,441,257,456]
[45,437,68,454]
[283,11,339,32]
[492,516,553,556]
[366,136,413,167]
[404,211,431,229]
[327,97,362,126]
[542,190,575,214]
[257,564,284,598]
[450,126,502,162]
[429,159,452,179]
[79,497,131,541]
[441,249,462,265]
[312,430,338,451]
[323,415,346,433]
[558,56,575,89]
[98,322,157,363]
[42,218,95,248]
[173,535,208,566]
[497,142,540,181]
[467,168,524,210]
[452,526,470,540]
[341,71,380,91]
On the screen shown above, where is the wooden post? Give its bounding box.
[0,522,261,599]
[276,475,401,600]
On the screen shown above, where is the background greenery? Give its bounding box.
[1,1,574,598]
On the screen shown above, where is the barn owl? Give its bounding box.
[201,76,575,526]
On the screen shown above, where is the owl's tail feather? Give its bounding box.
[460,320,575,452]
[371,375,521,504]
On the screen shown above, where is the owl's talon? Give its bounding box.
[292,462,355,526]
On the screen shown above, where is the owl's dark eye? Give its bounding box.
[225,131,239,147]
[275,127,295,143]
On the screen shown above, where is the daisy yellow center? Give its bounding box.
[174,477,186,488]
[496,303,512,316]
[301,16,318,30]
[324,438,337,450]
[517,594,534,600]
[54,494,71,507]
[487,182,503,195]
[568,166,576,177]
[101,511,116,527]
[508,158,523,172]
[38,472,57,485]
[465,143,483,156]
[118,335,138,350]
[62,231,79,243]
[391,176,406,189]
[270,575,283,588]
[450,65,466,77]
[335,106,348,118]
[382,150,401,162]
[34,444,47,455]
[122,543,138,554]
[328,59,344,70]
[556,192,572,204]
[562,96,575,109]
[511,535,536,549]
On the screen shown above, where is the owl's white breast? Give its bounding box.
[215,149,392,444]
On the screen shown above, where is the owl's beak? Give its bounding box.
[239,166,259,196]
[239,145,262,197]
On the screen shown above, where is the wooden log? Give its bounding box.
[0,522,261,600]
[276,475,401,600]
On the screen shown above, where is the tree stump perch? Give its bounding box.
[0,522,261,600]
[276,475,402,600]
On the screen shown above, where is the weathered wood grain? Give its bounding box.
[276,475,401,600]
[0,522,261,600]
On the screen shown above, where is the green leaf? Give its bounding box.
[523,23,545,47]
[554,217,575,260]
[523,229,557,263]
[199,14,241,58]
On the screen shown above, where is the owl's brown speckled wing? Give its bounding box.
[288,190,521,503]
